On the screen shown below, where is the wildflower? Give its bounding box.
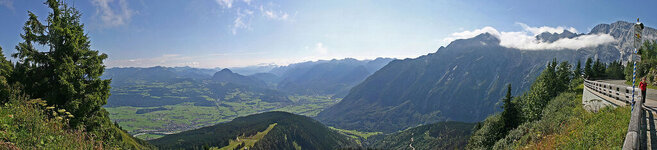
[7,115,13,118]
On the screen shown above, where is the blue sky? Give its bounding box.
[0,0,655,68]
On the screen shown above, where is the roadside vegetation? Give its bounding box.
[625,40,657,85]
[467,59,631,149]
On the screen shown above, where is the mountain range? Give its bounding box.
[316,21,657,133]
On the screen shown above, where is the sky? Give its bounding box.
[0,0,656,68]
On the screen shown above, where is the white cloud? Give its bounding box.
[215,0,291,35]
[442,26,500,44]
[442,23,616,50]
[92,0,134,27]
[0,0,13,10]
[260,5,288,20]
[231,8,253,35]
[516,22,577,35]
[216,0,233,8]
[315,42,328,54]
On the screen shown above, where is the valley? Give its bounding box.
[102,58,390,140]
[107,95,340,140]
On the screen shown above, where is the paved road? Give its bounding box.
[600,80,657,109]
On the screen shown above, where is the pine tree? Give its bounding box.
[501,84,518,133]
[11,0,111,129]
[574,60,582,78]
[584,57,593,79]
[556,61,572,92]
[0,46,12,103]
[593,59,606,79]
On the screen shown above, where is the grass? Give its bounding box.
[216,123,277,150]
[329,127,382,140]
[0,99,101,149]
[329,126,382,145]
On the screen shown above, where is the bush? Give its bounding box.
[0,95,101,149]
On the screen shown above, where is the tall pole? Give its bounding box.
[632,18,644,109]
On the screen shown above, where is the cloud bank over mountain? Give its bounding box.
[443,23,616,50]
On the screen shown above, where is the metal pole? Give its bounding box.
[632,18,644,110]
[632,49,637,109]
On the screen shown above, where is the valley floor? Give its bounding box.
[106,95,340,140]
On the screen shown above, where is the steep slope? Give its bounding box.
[317,21,657,133]
[368,121,474,149]
[149,111,357,149]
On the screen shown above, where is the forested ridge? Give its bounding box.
[150,111,357,150]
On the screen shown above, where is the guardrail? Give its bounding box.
[584,80,640,104]
[583,80,643,150]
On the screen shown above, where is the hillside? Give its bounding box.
[149,111,357,149]
[367,121,474,149]
[316,21,657,133]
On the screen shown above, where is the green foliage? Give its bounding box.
[501,84,519,134]
[585,57,593,79]
[605,60,625,80]
[466,114,504,150]
[574,60,582,78]
[519,59,572,122]
[593,59,606,79]
[493,90,630,149]
[583,57,626,80]
[0,46,12,103]
[469,77,629,149]
[0,95,100,149]
[1,1,153,149]
[368,121,474,149]
[626,40,657,83]
[330,127,382,141]
[11,0,111,129]
[468,59,575,149]
[0,86,153,149]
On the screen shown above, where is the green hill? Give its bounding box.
[150,111,357,149]
[367,121,474,149]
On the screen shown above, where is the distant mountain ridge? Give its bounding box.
[272,58,394,96]
[316,21,657,133]
[212,68,267,88]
